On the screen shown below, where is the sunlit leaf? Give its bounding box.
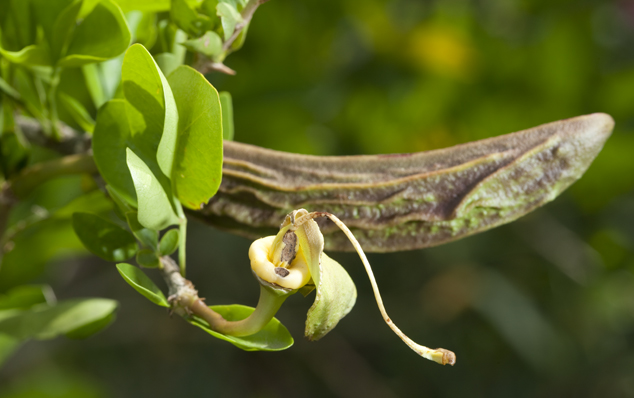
[171,0,213,38]
[189,304,294,351]
[216,2,241,41]
[167,66,223,209]
[181,31,223,58]
[154,53,181,79]
[116,263,169,307]
[126,148,180,230]
[121,44,178,181]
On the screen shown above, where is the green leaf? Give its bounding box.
[31,0,75,41]
[168,65,223,209]
[114,0,170,12]
[219,91,234,140]
[0,298,119,340]
[216,2,242,41]
[292,215,357,341]
[0,76,22,101]
[181,31,223,58]
[189,304,294,351]
[0,285,49,310]
[0,44,51,66]
[171,0,214,38]
[136,248,159,268]
[65,309,116,339]
[125,212,158,250]
[126,148,180,230]
[155,53,182,77]
[116,263,169,307]
[121,44,179,181]
[59,93,96,133]
[51,0,83,62]
[0,129,29,179]
[72,212,138,262]
[159,229,179,256]
[0,333,20,366]
[92,100,138,206]
[0,218,86,291]
[58,0,132,67]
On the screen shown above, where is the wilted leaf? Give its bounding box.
[283,212,356,340]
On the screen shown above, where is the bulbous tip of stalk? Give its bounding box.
[249,235,311,290]
[433,348,456,366]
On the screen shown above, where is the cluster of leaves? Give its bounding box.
[0,0,255,365]
[78,43,292,351]
[172,0,253,65]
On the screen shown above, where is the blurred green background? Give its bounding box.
[3,0,634,396]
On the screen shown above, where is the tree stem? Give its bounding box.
[159,255,289,337]
[8,153,97,199]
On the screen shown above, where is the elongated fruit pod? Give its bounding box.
[193,113,614,252]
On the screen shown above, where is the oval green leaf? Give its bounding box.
[122,43,179,181]
[72,212,138,262]
[116,263,169,307]
[0,298,119,340]
[181,31,223,58]
[0,44,51,66]
[168,65,223,210]
[59,0,131,67]
[171,0,213,38]
[188,304,294,351]
[159,229,180,256]
[126,148,180,230]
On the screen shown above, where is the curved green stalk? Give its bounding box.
[190,284,291,337]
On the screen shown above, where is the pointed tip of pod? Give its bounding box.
[561,112,614,153]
